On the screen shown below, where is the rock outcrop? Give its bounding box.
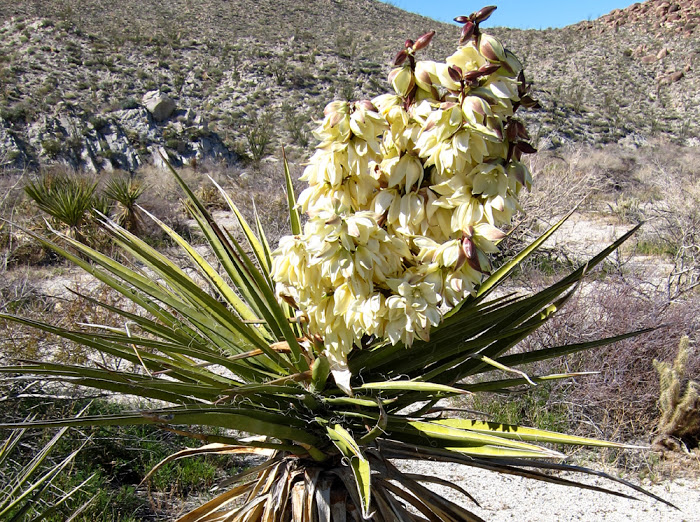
[0,102,237,173]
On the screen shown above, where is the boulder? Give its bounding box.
[142,91,176,122]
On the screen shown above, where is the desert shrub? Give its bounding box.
[511,272,700,444]
[242,110,273,164]
[281,103,310,147]
[41,139,63,158]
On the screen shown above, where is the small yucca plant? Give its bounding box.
[103,174,146,233]
[24,172,98,243]
[1,5,674,521]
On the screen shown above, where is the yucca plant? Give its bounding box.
[24,172,98,243]
[1,6,674,521]
[103,174,146,233]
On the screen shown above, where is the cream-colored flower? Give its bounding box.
[391,66,415,97]
[468,163,508,198]
[446,42,488,75]
[384,276,442,346]
[384,153,424,193]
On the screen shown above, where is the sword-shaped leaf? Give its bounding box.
[282,149,302,235]
[326,425,372,519]
[433,419,641,448]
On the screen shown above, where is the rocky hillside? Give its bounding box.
[0,0,697,172]
[599,0,699,33]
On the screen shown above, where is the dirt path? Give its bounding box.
[399,459,700,521]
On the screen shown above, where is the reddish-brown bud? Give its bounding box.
[520,95,540,109]
[506,123,518,142]
[517,70,527,95]
[328,112,343,128]
[405,39,414,49]
[394,49,408,66]
[463,70,482,83]
[515,121,530,140]
[454,15,471,23]
[460,21,476,44]
[413,30,435,51]
[473,5,498,24]
[508,160,528,186]
[506,120,529,141]
[448,66,463,82]
[515,141,537,154]
[462,237,477,260]
[478,63,501,76]
[479,34,506,62]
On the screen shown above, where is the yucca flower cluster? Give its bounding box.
[272,8,539,390]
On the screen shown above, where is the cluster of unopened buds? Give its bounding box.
[271,6,539,390]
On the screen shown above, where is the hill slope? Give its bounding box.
[0,0,697,172]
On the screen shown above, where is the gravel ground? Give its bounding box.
[397,459,700,521]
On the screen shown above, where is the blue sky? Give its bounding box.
[379,1,637,29]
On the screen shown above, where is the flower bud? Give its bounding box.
[473,5,497,24]
[506,122,518,142]
[454,15,470,23]
[515,141,537,155]
[462,236,476,260]
[414,61,435,91]
[463,70,482,83]
[502,50,523,76]
[357,99,376,112]
[486,116,503,141]
[460,21,476,44]
[478,63,501,76]
[519,95,540,109]
[394,49,408,66]
[513,120,529,140]
[462,96,490,122]
[517,70,527,95]
[413,31,436,51]
[448,66,463,83]
[328,112,344,128]
[324,100,348,117]
[478,34,506,62]
[507,160,531,188]
[405,39,414,49]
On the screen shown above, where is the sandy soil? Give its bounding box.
[398,459,700,521]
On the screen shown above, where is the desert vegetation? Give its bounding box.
[0,0,699,520]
